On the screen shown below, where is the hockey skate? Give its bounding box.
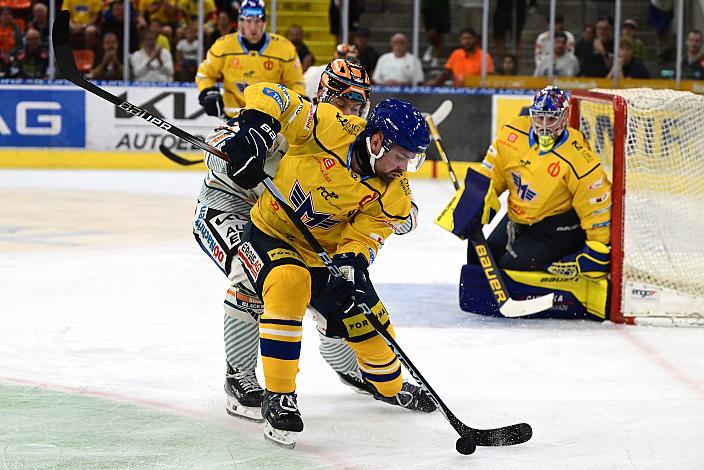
[224,364,264,422]
[373,381,437,413]
[261,390,304,449]
[337,371,376,395]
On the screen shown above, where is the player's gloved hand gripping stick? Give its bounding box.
[426,107,554,317]
[52,10,532,454]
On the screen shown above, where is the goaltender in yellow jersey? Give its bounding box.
[195,0,305,117]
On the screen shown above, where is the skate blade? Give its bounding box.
[225,396,264,423]
[263,421,298,449]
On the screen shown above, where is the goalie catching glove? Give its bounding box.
[435,168,500,239]
[215,109,282,189]
[546,240,610,280]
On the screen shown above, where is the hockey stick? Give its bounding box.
[426,110,554,317]
[52,12,531,453]
[424,101,459,191]
[162,100,456,167]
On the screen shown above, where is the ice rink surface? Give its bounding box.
[1,169,703,470]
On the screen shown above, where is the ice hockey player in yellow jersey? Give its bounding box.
[437,86,613,320]
[207,78,435,447]
[195,0,305,117]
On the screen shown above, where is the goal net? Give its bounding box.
[569,89,704,326]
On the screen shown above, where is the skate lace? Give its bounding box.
[228,368,262,393]
[279,394,299,413]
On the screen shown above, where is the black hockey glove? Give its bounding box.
[198,86,224,117]
[224,109,282,189]
[326,252,369,307]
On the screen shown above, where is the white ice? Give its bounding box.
[1,170,703,469]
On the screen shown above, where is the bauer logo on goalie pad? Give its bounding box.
[238,242,263,280]
[475,244,507,302]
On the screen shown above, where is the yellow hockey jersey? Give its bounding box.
[478,116,611,244]
[196,33,305,114]
[244,82,412,267]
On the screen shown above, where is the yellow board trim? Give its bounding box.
[0,150,206,170]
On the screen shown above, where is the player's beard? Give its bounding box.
[377,167,403,183]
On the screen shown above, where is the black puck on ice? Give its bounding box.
[455,437,476,455]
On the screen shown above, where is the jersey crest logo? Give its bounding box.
[511,172,537,201]
[290,181,341,229]
[508,133,518,142]
[323,157,335,169]
[264,59,274,70]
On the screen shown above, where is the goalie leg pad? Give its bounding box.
[459,264,609,320]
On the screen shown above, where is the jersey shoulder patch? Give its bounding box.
[553,129,602,179]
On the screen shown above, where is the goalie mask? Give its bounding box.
[529,85,568,153]
[317,58,371,117]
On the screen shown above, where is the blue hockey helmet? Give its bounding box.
[360,99,430,172]
[529,85,569,152]
[239,0,266,20]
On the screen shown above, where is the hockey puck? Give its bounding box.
[455,437,476,455]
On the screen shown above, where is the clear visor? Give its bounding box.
[406,152,426,172]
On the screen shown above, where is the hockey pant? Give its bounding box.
[238,224,403,397]
[193,203,362,378]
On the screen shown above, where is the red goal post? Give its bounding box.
[569,89,704,326]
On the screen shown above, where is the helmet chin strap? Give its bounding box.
[365,136,386,175]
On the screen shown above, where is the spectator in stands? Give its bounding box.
[329,0,363,44]
[608,37,650,79]
[0,0,30,32]
[90,31,124,79]
[353,26,379,76]
[28,3,49,48]
[421,0,450,68]
[0,7,21,55]
[534,14,575,66]
[176,0,215,38]
[372,32,424,86]
[499,53,517,75]
[207,9,236,48]
[681,30,704,79]
[130,28,174,81]
[427,27,493,87]
[149,19,172,50]
[139,0,177,32]
[579,16,613,77]
[175,21,198,81]
[534,32,579,77]
[621,18,643,58]
[102,0,141,57]
[493,0,526,56]
[62,0,102,49]
[9,28,48,78]
[286,24,314,72]
[648,0,674,61]
[574,23,594,64]
[214,0,239,20]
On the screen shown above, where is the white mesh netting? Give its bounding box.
[576,88,704,325]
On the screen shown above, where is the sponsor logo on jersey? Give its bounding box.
[508,133,518,142]
[572,140,594,162]
[270,199,280,211]
[368,247,376,264]
[474,244,507,302]
[359,193,378,208]
[336,112,362,135]
[194,218,225,263]
[519,159,531,167]
[238,242,263,280]
[547,161,561,177]
[230,58,240,66]
[589,177,604,190]
[511,172,537,201]
[323,157,335,169]
[369,232,385,246]
[591,220,611,228]
[481,160,494,171]
[590,204,611,216]
[399,177,411,196]
[589,191,610,204]
[262,87,285,112]
[212,213,247,248]
[555,224,580,232]
[290,180,341,229]
[508,199,526,216]
[267,248,303,262]
[304,104,316,131]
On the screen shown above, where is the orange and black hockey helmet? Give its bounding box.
[333,43,359,62]
[317,58,371,113]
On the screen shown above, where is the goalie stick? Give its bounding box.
[52,10,532,453]
[426,104,554,317]
[160,100,457,167]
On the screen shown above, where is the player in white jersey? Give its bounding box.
[193,58,420,422]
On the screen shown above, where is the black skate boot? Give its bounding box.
[337,371,376,395]
[261,390,304,449]
[373,381,437,413]
[224,363,264,422]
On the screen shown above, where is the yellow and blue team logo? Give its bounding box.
[511,172,537,201]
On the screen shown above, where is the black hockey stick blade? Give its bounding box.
[159,144,204,166]
[460,421,533,447]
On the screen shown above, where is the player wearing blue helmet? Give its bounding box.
[438,86,613,320]
[209,82,434,447]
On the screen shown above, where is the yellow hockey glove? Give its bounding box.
[547,241,611,280]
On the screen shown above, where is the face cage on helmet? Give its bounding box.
[529,108,567,140]
[318,74,371,117]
